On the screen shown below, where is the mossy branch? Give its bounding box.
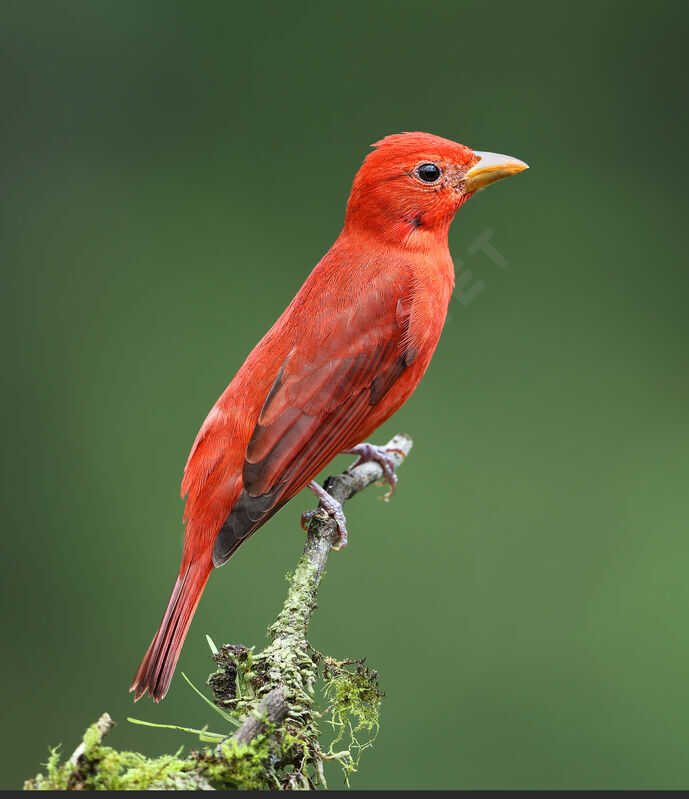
[24,434,413,791]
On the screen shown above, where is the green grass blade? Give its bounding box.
[180,672,240,727]
[206,634,219,655]
[127,717,225,743]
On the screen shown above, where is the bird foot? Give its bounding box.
[301,480,349,550]
[344,442,405,500]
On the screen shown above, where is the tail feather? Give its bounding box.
[130,559,213,702]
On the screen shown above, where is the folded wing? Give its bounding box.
[212,279,413,566]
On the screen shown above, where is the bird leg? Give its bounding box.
[301,480,349,550]
[344,442,405,500]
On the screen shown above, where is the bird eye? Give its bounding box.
[416,163,442,183]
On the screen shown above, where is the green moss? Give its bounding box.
[200,733,276,790]
[322,657,384,782]
[25,656,383,790]
[25,741,195,791]
[207,643,255,715]
[25,550,385,790]
[24,716,284,791]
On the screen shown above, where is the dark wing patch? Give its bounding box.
[213,489,286,566]
[369,352,408,405]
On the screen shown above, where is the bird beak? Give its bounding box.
[463,151,529,193]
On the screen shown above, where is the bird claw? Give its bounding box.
[303,481,349,549]
[344,442,404,500]
[300,509,318,533]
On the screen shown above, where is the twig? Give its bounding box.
[300,432,413,598]
[23,435,414,790]
[68,713,114,770]
[228,433,413,742]
[232,688,289,747]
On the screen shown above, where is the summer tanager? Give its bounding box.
[131,132,527,701]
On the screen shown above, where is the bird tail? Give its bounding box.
[130,558,213,702]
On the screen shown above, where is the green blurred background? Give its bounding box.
[2,0,689,789]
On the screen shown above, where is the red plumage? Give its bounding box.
[131,132,527,701]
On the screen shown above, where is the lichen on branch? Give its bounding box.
[24,434,412,791]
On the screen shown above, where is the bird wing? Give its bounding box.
[212,277,414,566]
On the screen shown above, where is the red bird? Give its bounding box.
[131,132,527,701]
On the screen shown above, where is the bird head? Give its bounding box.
[344,132,528,246]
